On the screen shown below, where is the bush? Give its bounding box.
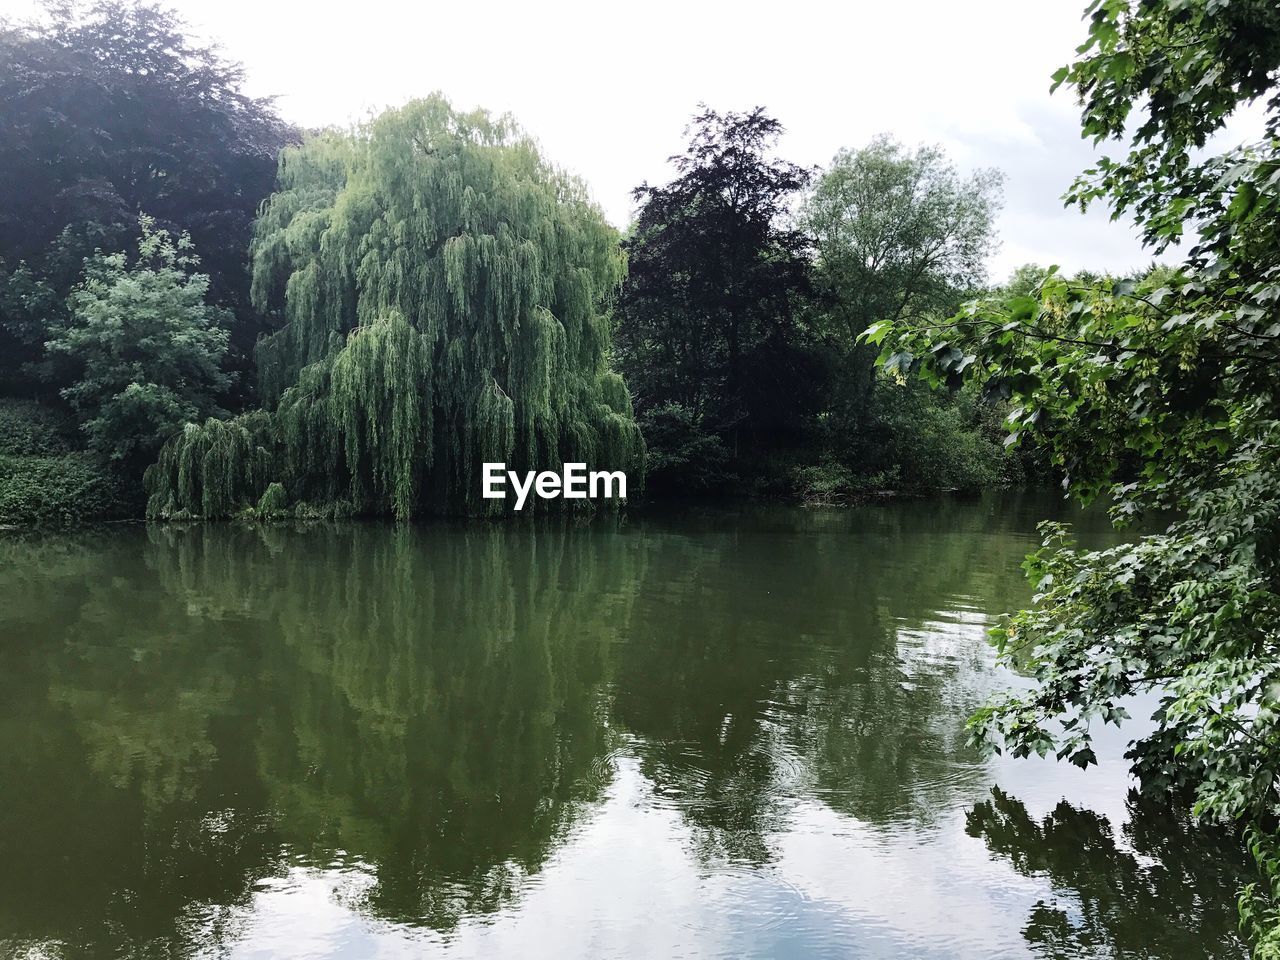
[0,452,130,525]
[0,398,76,456]
[791,461,896,506]
[638,402,734,495]
[256,482,288,520]
[861,378,1005,493]
[290,499,355,521]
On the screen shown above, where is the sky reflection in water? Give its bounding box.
[0,493,1252,959]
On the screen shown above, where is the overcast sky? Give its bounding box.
[4,0,1178,280]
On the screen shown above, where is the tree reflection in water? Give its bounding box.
[967,787,1250,959]
[0,496,1254,959]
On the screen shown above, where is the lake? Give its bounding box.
[0,493,1252,959]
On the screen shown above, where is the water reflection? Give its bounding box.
[0,495,1252,959]
[968,788,1249,959]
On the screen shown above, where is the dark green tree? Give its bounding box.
[798,137,1005,493]
[802,137,1002,345]
[0,0,293,395]
[616,107,817,482]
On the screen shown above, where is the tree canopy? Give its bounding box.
[616,107,816,442]
[48,217,230,469]
[801,136,1002,343]
[797,137,1009,495]
[146,95,644,520]
[0,0,293,392]
[871,0,1280,952]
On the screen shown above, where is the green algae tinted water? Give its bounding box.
[0,493,1251,959]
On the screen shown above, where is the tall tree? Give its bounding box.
[801,137,1002,343]
[0,0,293,395]
[873,1,1280,951]
[799,138,1002,472]
[145,96,644,520]
[47,217,230,470]
[616,107,815,447]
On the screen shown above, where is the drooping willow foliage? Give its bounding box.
[145,95,643,520]
[145,412,273,520]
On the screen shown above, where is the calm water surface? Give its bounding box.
[0,493,1252,959]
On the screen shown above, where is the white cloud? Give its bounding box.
[3,0,1256,281]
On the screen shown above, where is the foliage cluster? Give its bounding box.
[615,110,1021,500]
[48,218,231,471]
[871,0,1280,952]
[0,398,128,525]
[0,398,75,457]
[145,97,645,520]
[0,0,293,391]
[635,402,734,495]
[0,453,127,526]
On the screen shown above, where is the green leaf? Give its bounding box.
[1008,296,1039,322]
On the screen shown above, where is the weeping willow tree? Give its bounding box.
[145,95,643,520]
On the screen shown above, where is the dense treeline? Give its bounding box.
[0,0,294,394]
[0,0,1058,525]
[616,111,1023,501]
